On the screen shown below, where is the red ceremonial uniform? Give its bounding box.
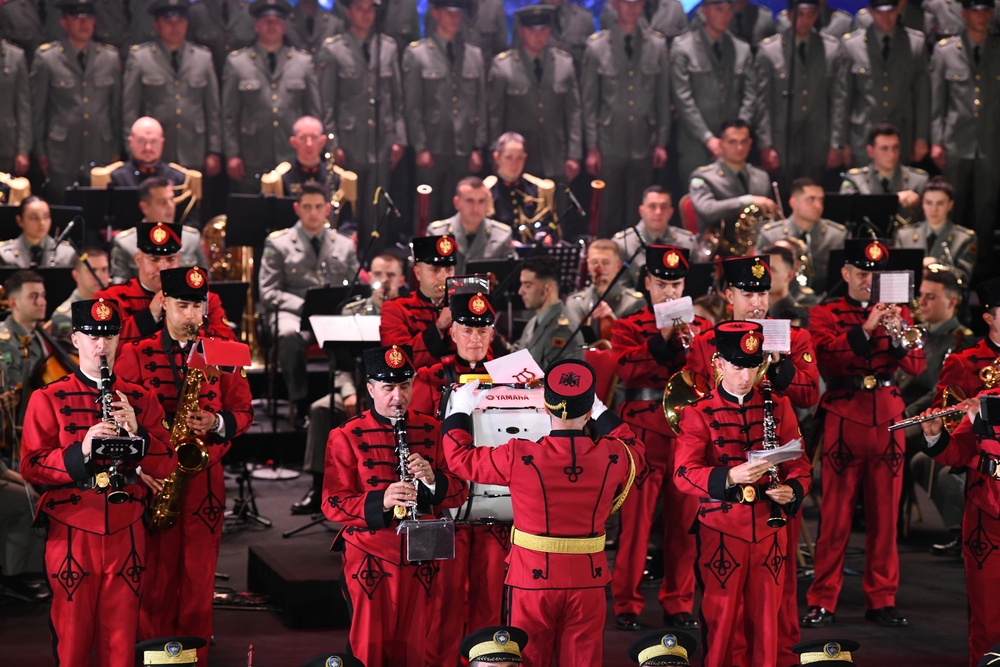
[94,279,235,343]
[441,410,645,666]
[924,389,1000,666]
[674,385,812,667]
[322,409,468,667]
[20,370,174,667]
[411,354,508,666]
[609,309,711,620]
[115,331,254,666]
[934,337,1000,405]
[379,290,454,368]
[805,297,926,612]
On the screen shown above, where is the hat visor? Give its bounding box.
[367,370,416,383]
[719,353,764,369]
[453,315,495,327]
[74,324,121,335]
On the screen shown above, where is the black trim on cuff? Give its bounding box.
[63,443,91,482]
[767,355,795,392]
[364,490,392,529]
[220,411,237,440]
[846,325,872,356]
[889,342,909,360]
[784,478,805,517]
[922,429,951,457]
[421,474,449,506]
[442,412,474,437]
[708,466,730,501]
[593,410,623,437]
[133,309,160,338]
[647,334,676,366]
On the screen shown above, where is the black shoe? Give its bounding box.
[663,611,699,629]
[290,488,321,515]
[615,613,641,631]
[0,575,52,603]
[800,606,835,628]
[865,606,908,627]
[930,537,962,557]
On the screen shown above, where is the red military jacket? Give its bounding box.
[20,370,175,534]
[114,330,255,472]
[685,320,820,410]
[94,279,235,343]
[322,409,468,565]
[441,411,645,589]
[612,309,711,451]
[675,385,813,544]
[809,297,926,425]
[934,337,1000,406]
[926,388,1000,530]
[412,354,490,418]
[379,290,454,368]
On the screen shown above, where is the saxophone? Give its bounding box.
[150,327,212,531]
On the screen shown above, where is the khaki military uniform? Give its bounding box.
[670,26,758,186]
[402,34,487,221]
[756,30,846,184]
[757,215,848,295]
[839,163,929,195]
[426,214,513,274]
[930,32,1000,276]
[834,24,931,164]
[110,224,207,284]
[123,39,222,169]
[425,0,508,64]
[892,219,977,280]
[0,0,62,64]
[317,32,406,237]
[0,41,31,172]
[221,44,321,192]
[0,317,44,388]
[187,0,256,74]
[581,25,671,236]
[775,5,853,38]
[513,1,594,70]
[688,158,771,232]
[613,221,698,288]
[259,220,360,402]
[600,0,689,41]
[285,6,343,56]
[922,0,964,40]
[565,282,645,340]
[0,234,76,268]
[30,39,122,203]
[514,300,584,368]
[487,46,582,181]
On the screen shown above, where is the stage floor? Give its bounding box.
[1,460,971,666]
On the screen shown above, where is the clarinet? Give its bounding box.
[393,408,417,521]
[98,355,129,504]
[760,379,787,528]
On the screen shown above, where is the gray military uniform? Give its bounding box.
[259,220,360,402]
[834,24,931,164]
[930,32,1000,274]
[515,300,584,367]
[565,283,646,338]
[187,0,256,74]
[425,0,508,64]
[840,164,929,195]
[333,0,420,55]
[0,234,76,268]
[688,159,771,231]
[123,40,222,168]
[31,39,122,203]
[50,288,86,338]
[855,4,927,33]
[0,0,63,63]
[923,0,965,39]
[690,1,776,46]
[892,220,977,280]
[221,44,321,192]
[670,26,758,185]
[402,34,487,221]
[285,6,344,56]
[776,5,853,38]
[513,1,594,70]
[317,32,406,236]
[0,41,31,171]
[613,221,698,288]
[757,215,848,295]
[581,25,671,234]
[488,46,582,181]
[0,318,44,387]
[755,30,846,184]
[601,0,689,41]
[93,0,132,52]
[110,224,208,284]
[426,215,513,274]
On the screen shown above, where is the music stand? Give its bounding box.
[824,248,925,299]
[684,262,718,299]
[107,186,142,229]
[225,194,298,253]
[209,280,249,327]
[823,194,899,237]
[0,267,75,320]
[516,241,583,296]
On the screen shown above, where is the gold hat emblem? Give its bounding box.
[92,299,113,321]
[437,236,455,256]
[469,293,487,315]
[741,332,760,354]
[664,251,680,268]
[187,268,205,288]
[866,242,883,261]
[151,225,169,245]
[751,260,766,279]
[385,346,405,368]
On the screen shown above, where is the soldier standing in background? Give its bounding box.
[187,0,256,74]
[514,0,595,70]
[285,0,343,56]
[0,39,31,177]
[425,0,508,64]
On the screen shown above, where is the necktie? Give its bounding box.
[533,57,542,83]
[171,50,180,72]
[363,41,370,63]
[29,245,43,266]
[221,0,229,24]
[738,171,749,194]
[625,34,634,61]
[881,35,890,62]
[798,41,807,65]
[712,41,722,62]
[735,12,744,39]
[446,41,455,65]
[926,232,937,252]
[310,235,322,257]
[306,15,314,36]
[881,177,891,193]
[268,51,276,74]
[37,0,46,26]
[77,50,86,71]
[974,45,981,66]
[553,7,561,34]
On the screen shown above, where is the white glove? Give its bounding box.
[591,395,608,420]
[445,379,488,418]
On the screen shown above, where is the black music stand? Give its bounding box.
[225,194,298,252]
[0,267,75,320]
[0,205,85,248]
[210,281,249,328]
[516,241,584,296]
[824,248,925,299]
[823,194,899,237]
[684,262,719,299]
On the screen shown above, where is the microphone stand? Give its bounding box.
[335,188,397,314]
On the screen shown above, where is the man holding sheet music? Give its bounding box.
[802,239,926,629]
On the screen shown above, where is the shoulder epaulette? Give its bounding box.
[268,229,289,239]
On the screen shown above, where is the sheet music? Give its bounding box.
[653,296,694,329]
[748,438,804,465]
[747,319,792,354]
[872,271,913,304]
[485,349,545,384]
[309,315,381,345]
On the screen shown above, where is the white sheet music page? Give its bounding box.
[872,271,913,304]
[653,296,694,329]
[748,319,792,353]
[485,349,546,384]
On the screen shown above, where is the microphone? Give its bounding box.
[49,218,78,266]
[382,191,401,218]
[861,217,879,241]
[565,187,586,217]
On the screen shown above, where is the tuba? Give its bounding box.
[149,327,212,531]
[663,370,712,435]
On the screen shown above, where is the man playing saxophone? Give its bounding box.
[115,267,254,666]
[20,298,175,667]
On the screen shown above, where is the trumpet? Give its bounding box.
[882,313,926,350]
[672,317,696,349]
[980,357,1000,388]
